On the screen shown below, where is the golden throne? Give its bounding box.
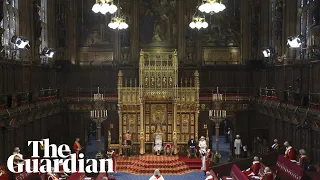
[152,124,164,155]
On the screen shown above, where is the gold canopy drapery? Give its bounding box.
[117,49,199,155]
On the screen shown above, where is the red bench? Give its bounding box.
[210,169,219,180]
[221,164,249,180]
[276,155,304,180]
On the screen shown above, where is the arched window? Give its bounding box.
[39,0,48,64]
[1,0,19,59]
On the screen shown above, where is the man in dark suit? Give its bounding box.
[187,136,197,158]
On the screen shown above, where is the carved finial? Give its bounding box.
[118,70,123,77]
[125,79,128,87]
[140,49,144,56]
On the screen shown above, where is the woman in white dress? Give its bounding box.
[154,135,163,156]
[234,135,242,158]
[199,136,207,174]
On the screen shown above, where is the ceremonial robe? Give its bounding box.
[73,142,81,159]
[284,146,296,160]
[149,175,165,180]
[205,175,214,180]
[262,173,273,180]
[234,139,242,155]
[271,143,279,150]
[107,150,117,172]
[298,155,309,169]
[243,161,261,176]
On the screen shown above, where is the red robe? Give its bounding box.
[73,142,81,159]
[205,151,212,172]
[243,161,261,176]
[262,173,273,180]
[284,147,296,160]
[298,155,309,169]
[107,150,117,172]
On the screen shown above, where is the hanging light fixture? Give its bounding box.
[189,9,208,30]
[287,35,303,48]
[108,3,128,30]
[92,0,117,14]
[198,0,226,14]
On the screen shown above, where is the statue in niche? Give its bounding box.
[33,0,42,42]
[140,0,177,46]
[56,0,67,47]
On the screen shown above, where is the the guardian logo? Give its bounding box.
[7,139,113,173]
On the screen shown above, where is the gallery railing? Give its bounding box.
[0,88,60,110]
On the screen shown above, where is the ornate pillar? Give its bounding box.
[139,101,145,154]
[173,101,178,154]
[194,71,199,140]
[118,71,123,154]
[130,0,139,63]
[283,0,297,60]
[177,0,185,61]
[195,108,199,140]
[114,30,121,63]
[67,0,77,63]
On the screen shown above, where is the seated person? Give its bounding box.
[284,141,296,160]
[187,136,197,158]
[261,167,273,180]
[164,143,173,156]
[149,169,164,180]
[297,149,309,169]
[154,135,163,156]
[205,171,213,180]
[243,156,261,177]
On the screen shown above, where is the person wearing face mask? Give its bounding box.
[284,141,296,160]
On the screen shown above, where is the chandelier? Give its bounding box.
[189,16,208,30]
[108,17,128,29]
[199,0,226,14]
[108,5,128,30]
[92,0,117,14]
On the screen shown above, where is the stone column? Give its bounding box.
[177,0,185,61]
[241,0,250,63]
[139,101,145,154]
[114,30,121,64]
[67,0,77,64]
[130,0,139,63]
[173,101,178,154]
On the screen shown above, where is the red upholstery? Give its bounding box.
[221,165,249,180]
[276,155,304,180]
[68,172,86,180]
[210,169,219,180]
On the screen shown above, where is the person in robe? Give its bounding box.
[149,169,164,180]
[234,135,242,158]
[154,135,163,156]
[13,147,23,166]
[205,171,214,180]
[73,138,82,159]
[260,167,273,180]
[284,141,296,160]
[271,139,279,150]
[123,130,132,157]
[243,156,261,177]
[107,149,117,173]
[205,149,212,173]
[164,143,173,156]
[297,149,309,169]
[187,135,197,158]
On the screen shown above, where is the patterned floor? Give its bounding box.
[112,172,207,180]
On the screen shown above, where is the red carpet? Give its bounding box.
[116,155,201,175]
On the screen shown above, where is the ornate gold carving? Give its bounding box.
[202,47,240,64]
